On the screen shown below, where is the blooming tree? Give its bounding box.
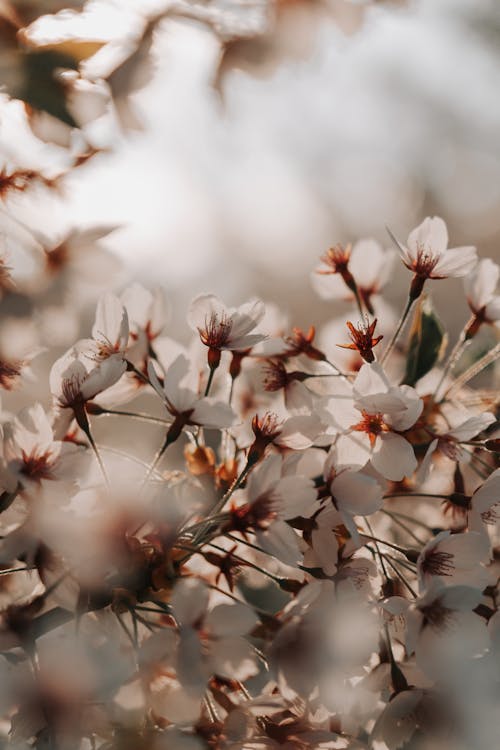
[0,2,499,750]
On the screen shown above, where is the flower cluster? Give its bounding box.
[0,199,499,750]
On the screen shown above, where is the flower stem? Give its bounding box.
[381,295,414,365]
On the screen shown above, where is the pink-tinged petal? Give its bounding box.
[432,246,477,278]
[190,399,235,429]
[187,294,222,332]
[407,216,448,255]
[350,239,389,289]
[205,603,258,637]
[464,258,499,311]
[332,470,383,517]
[257,521,302,566]
[171,579,210,626]
[470,468,500,514]
[275,415,321,449]
[247,454,281,502]
[371,433,416,481]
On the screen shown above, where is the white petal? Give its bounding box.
[190,398,235,428]
[275,475,317,518]
[171,579,209,626]
[246,454,282,502]
[276,415,321,449]
[209,636,258,681]
[464,258,499,311]
[353,362,390,398]
[92,292,128,348]
[205,603,258,637]
[371,433,416,481]
[187,294,222,332]
[257,521,302,566]
[407,216,448,255]
[332,470,383,517]
[471,468,500,514]
[433,246,477,278]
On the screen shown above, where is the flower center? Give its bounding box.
[198,312,233,349]
[421,549,454,577]
[20,450,55,482]
[351,411,389,446]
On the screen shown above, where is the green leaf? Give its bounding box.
[402,296,447,387]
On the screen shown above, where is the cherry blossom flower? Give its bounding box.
[228,453,317,565]
[1,404,82,493]
[247,411,321,463]
[416,531,492,591]
[418,409,495,481]
[469,468,500,529]
[260,359,314,413]
[323,363,423,480]
[405,582,489,681]
[171,578,259,697]
[312,238,396,313]
[81,291,129,363]
[322,445,384,540]
[464,257,500,330]
[392,217,477,299]
[121,282,168,342]
[148,354,235,436]
[188,294,266,360]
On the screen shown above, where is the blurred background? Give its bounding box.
[2,0,500,342]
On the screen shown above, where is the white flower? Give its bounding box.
[233,453,317,565]
[312,238,396,312]
[324,364,422,481]
[417,409,495,481]
[464,258,500,324]
[188,294,266,352]
[1,404,82,491]
[121,282,168,341]
[148,354,235,430]
[405,581,489,681]
[416,531,492,591]
[469,468,500,529]
[81,292,129,362]
[397,217,477,280]
[171,578,259,697]
[50,346,127,412]
[323,445,384,541]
